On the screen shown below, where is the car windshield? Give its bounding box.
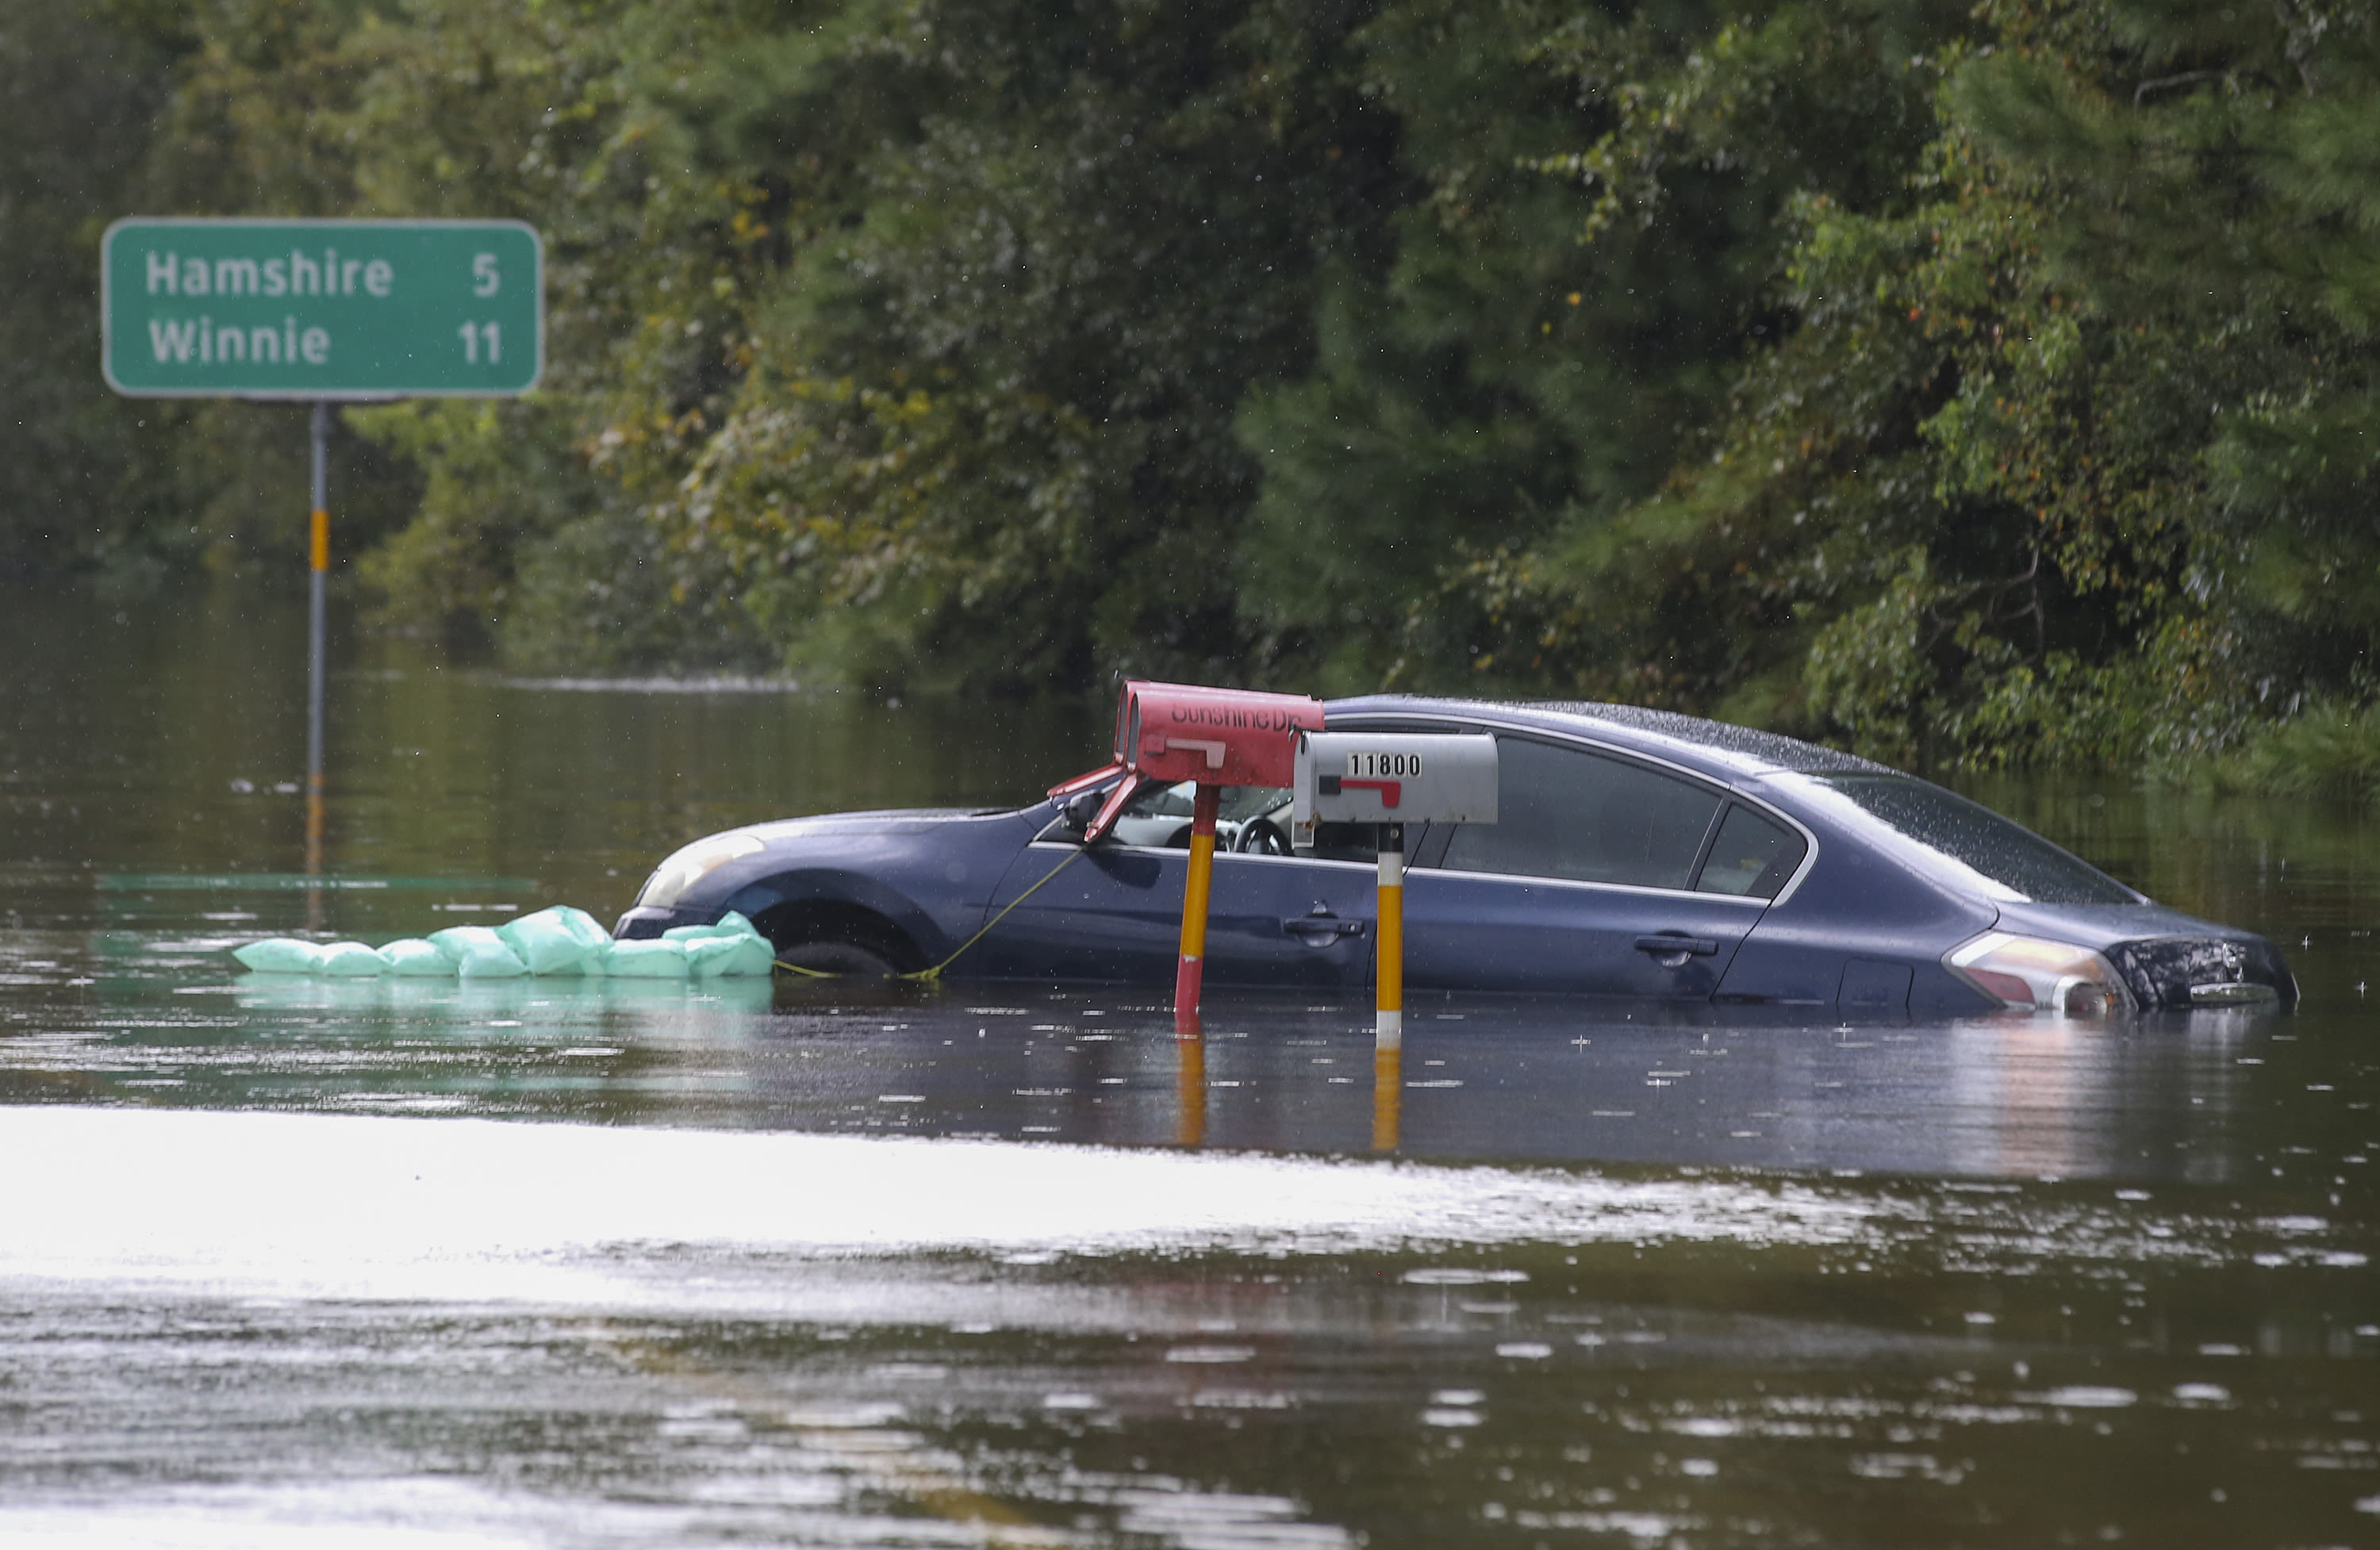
[1130,781,1288,824]
[1814,775,2136,904]
[1100,781,1299,851]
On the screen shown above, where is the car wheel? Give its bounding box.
[776,939,900,979]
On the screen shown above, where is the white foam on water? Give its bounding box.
[0,1106,1868,1307]
[2036,1386,2137,1409]
[0,1481,560,1550]
[0,1514,533,1550]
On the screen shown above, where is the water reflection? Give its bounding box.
[1,932,2355,1190]
[0,583,1101,945]
[1177,1027,1206,1149]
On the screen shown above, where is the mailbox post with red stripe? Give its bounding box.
[1295,732,1498,1044]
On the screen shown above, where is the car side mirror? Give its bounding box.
[1061,788,1106,842]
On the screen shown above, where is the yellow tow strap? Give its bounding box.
[773,843,1088,983]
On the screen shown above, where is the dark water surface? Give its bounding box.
[2,585,2375,1548]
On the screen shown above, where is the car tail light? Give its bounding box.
[1946,932,2136,1016]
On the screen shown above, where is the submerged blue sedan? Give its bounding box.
[615,696,2295,1015]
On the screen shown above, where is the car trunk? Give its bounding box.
[1990,901,2297,1009]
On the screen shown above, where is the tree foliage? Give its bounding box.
[1450,0,2380,768]
[8,0,2380,774]
[0,5,186,583]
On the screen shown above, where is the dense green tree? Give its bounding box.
[10,0,2379,783]
[1,1,426,590]
[611,0,1412,690]
[1448,0,2380,770]
[1238,1,1968,690]
[127,0,774,659]
[0,4,186,582]
[152,0,1411,684]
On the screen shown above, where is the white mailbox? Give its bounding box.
[1292,731,1499,830]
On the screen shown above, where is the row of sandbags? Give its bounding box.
[231,906,776,979]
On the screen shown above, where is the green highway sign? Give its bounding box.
[103,217,542,398]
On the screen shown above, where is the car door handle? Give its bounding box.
[1634,934,1719,958]
[1284,914,1366,942]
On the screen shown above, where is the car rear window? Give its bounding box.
[1816,775,2136,904]
[1695,804,1806,899]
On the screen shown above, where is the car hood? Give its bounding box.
[730,807,1018,844]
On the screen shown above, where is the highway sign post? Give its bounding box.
[102,218,543,901]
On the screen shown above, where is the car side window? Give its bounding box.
[1693,803,1806,899]
[1437,736,1721,890]
[1109,781,1299,857]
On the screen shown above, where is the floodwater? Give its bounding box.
[2,585,2374,1549]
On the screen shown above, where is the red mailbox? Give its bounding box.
[1116,681,1324,788]
[1054,681,1325,847]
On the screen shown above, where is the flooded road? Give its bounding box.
[2,586,2376,1548]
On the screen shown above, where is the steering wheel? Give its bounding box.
[1232,816,1292,855]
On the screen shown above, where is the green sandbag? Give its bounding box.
[233,938,324,974]
[497,905,611,975]
[658,910,774,976]
[661,909,761,942]
[378,938,453,976]
[427,925,529,978]
[318,942,390,977]
[685,930,775,977]
[603,938,691,978]
[230,908,748,981]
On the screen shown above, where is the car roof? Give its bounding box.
[1323,695,1893,782]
